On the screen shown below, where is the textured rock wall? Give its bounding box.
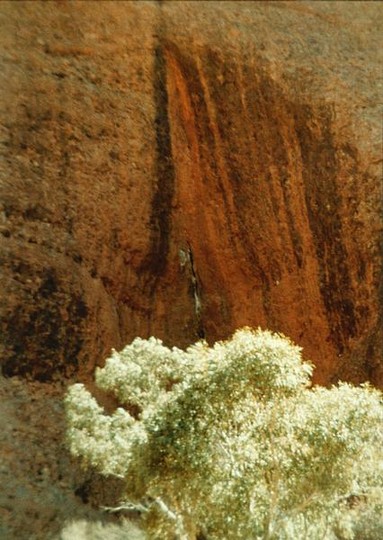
[0,1,381,385]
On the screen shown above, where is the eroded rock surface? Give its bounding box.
[1,1,382,385]
[0,374,142,539]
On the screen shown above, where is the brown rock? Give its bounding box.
[0,1,382,386]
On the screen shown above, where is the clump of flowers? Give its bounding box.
[65,328,383,539]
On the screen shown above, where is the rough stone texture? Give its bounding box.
[0,1,382,387]
[0,2,382,538]
[0,374,143,539]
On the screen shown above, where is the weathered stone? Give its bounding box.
[0,1,381,385]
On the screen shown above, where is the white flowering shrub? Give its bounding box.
[65,328,383,540]
[56,519,145,540]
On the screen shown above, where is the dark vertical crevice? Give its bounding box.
[187,242,205,339]
[296,105,357,353]
[279,176,304,269]
[139,42,175,296]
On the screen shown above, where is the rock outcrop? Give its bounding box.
[0,1,382,385]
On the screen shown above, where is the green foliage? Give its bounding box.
[65,328,383,539]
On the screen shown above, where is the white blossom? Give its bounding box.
[65,328,383,539]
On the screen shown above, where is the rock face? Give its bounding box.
[0,1,382,386]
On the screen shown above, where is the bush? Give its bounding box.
[65,328,383,539]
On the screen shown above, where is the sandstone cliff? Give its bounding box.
[0,1,382,386]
